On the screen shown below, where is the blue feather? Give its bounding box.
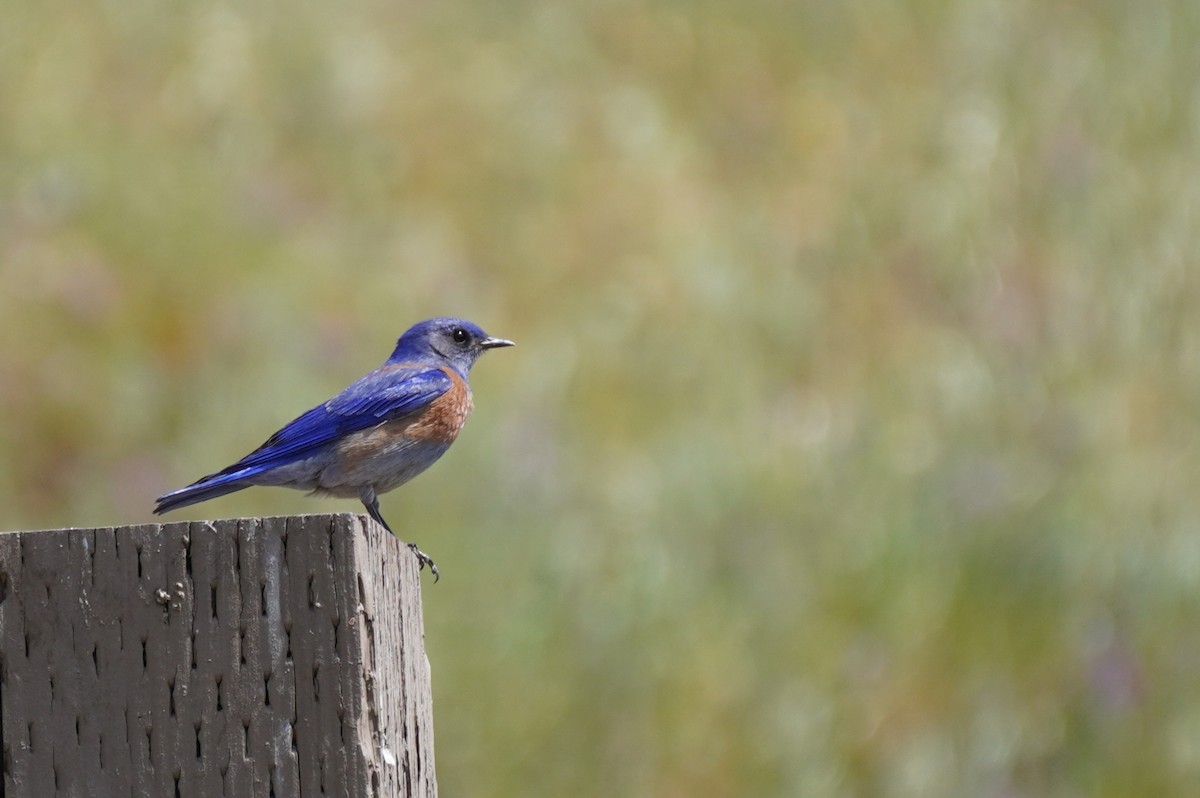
[154,364,452,514]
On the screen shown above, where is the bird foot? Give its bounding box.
[408,542,440,582]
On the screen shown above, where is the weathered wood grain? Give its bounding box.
[0,514,437,798]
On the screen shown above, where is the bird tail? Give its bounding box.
[153,469,259,516]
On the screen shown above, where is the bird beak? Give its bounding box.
[480,336,515,349]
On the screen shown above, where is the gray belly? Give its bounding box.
[247,438,453,498]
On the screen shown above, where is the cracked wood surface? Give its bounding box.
[0,513,437,798]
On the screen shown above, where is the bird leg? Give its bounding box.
[361,489,393,533]
[407,542,440,582]
[360,488,440,582]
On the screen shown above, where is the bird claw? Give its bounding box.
[408,542,440,582]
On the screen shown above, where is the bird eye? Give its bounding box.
[451,327,470,345]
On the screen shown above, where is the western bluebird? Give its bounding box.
[154,317,514,579]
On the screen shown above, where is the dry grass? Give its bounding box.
[2,0,1199,794]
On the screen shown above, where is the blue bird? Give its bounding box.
[154,317,514,579]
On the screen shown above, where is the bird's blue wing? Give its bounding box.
[215,365,453,475]
[154,363,454,515]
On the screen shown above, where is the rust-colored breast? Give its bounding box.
[402,366,474,443]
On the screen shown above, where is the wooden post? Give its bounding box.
[0,514,437,798]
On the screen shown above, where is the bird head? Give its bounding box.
[389,317,514,374]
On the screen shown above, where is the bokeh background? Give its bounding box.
[3,0,1200,795]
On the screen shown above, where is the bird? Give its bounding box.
[154,317,514,580]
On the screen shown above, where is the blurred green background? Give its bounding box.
[3,0,1200,795]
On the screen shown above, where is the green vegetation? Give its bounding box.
[2,0,1198,794]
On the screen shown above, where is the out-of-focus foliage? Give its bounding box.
[3,0,1199,795]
